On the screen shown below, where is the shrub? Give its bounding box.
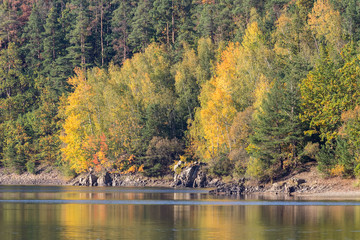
[317,143,336,176]
[209,155,233,177]
[246,157,264,180]
[228,148,249,177]
[317,138,356,177]
[143,137,184,176]
[26,160,36,174]
[303,142,320,160]
[142,163,162,177]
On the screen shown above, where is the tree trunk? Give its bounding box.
[100,0,104,66]
[166,22,169,45]
[172,0,175,44]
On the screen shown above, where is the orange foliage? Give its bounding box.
[330,164,345,177]
[83,133,112,173]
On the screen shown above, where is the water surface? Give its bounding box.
[0,185,359,240]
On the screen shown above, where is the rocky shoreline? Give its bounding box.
[1,163,360,198]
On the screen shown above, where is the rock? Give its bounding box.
[270,182,285,192]
[289,178,306,187]
[79,173,98,186]
[97,172,112,186]
[173,160,182,174]
[174,163,201,187]
[112,175,122,186]
[193,171,207,188]
[208,178,220,187]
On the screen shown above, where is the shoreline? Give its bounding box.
[1,165,360,199]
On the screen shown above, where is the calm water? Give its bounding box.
[0,186,360,239]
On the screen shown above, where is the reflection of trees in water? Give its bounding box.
[1,187,360,239]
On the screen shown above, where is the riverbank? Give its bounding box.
[0,165,67,185]
[0,163,360,198]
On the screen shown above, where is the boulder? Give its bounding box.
[193,171,207,188]
[111,174,122,186]
[79,173,98,186]
[97,172,112,186]
[174,163,204,187]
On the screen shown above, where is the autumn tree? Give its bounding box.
[189,20,272,162]
[308,0,344,56]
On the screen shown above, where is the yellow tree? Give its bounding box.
[60,69,92,173]
[189,20,271,162]
[308,0,344,54]
[103,43,177,172]
[61,68,112,173]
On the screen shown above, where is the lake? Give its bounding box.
[0,186,360,240]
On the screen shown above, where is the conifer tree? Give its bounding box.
[111,0,135,63]
[22,1,45,70]
[67,0,91,69]
[129,0,155,52]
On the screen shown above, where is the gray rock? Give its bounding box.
[193,171,207,188]
[79,173,98,186]
[174,164,201,187]
[97,172,112,186]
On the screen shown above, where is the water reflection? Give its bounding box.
[0,186,360,240]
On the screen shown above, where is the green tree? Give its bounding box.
[300,47,360,143]
[249,77,305,180]
[129,0,155,52]
[111,0,135,64]
[22,1,45,70]
[67,0,92,69]
[0,43,36,170]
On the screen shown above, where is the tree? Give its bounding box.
[153,0,174,45]
[188,20,272,162]
[174,44,200,132]
[0,43,29,122]
[0,43,36,170]
[22,1,45,70]
[249,78,305,180]
[308,0,344,55]
[111,0,135,64]
[129,0,155,52]
[249,53,310,179]
[60,68,112,173]
[300,47,360,143]
[67,0,91,69]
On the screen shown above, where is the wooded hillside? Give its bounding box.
[1,0,360,181]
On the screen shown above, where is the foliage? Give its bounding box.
[4,0,360,180]
[208,155,233,177]
[143,137,184,176]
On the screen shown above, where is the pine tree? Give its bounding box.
[67,0,92,69]
[88,0,113,66]
[111,0,135,64]
[0,43,36,170]
[129,0,155,52]
[153,0,174,45]
[176,0,195,47]
[22,1,45,70]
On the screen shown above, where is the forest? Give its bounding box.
[1,0,360,181]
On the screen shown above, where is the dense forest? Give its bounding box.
[1,0,360,181]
